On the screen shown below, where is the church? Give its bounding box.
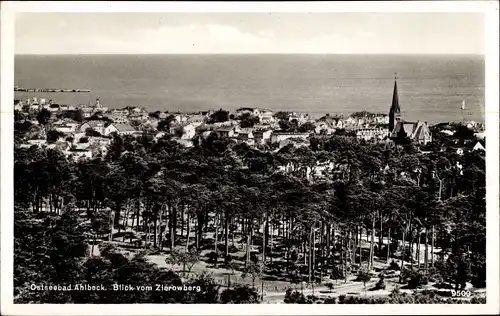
[388,76,432,145]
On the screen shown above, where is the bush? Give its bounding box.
[356,270,371,288]
[387,260,400,271]
[405,270,429,289]
[284,288,307,304]
[324,282,335,291]
[323,297,337,304]
[220,284,259,304]
[206,251,219,263]
[373,275,386,290]
[390,286,401,297]
[330,265,344,280]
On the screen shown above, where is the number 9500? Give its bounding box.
[451,289,471,297]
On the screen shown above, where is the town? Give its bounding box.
[13,78,485,165]
[13,78,486,304]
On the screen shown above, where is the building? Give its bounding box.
[114,123,137,136]
[111,109,130,116]
[473,141,485,151]
[270,131,310,144]
[388,76,432,145]
[78,120,108,135]
[170,123,197,140]
[105,113,129,124]
[236,128,255,145]
[390,121,433,145]
[53,122,77,134]
[355,128,389,141]
[14,100,23,111]
[388,76,402,133]
[253,129,273,145]
[214,127,236,138]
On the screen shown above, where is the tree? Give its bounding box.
[298,122,315,133]
[149,111,161,119]
[85,128,101,137]
[453,125,475,145]
[220,284,259,304]
[241,261,263,288]
[357,270,371,289]
[74,109,84,122]
[274,111,290,120]
[279,119,298,132]
[240,113,260,128]
[208,109,229,123]
[46,130,65,143]
[174,126,184,138]
[157,115,175,132]
[36,108,51,125]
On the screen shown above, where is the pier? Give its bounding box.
[14,87,90,93]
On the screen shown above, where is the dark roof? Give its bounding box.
[390,80,401,114]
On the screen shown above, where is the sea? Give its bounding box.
[14,54,485,125]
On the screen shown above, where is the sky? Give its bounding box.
[15,12,485,55]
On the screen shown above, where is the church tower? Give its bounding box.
[389,74,401,132]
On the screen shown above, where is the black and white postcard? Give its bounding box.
[1,1,499,315]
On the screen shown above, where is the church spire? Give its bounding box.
[391,74,401,114]
[389,73,401,132]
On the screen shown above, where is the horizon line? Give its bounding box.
[14,52,485,56]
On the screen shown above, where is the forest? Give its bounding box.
[14,129,486,303]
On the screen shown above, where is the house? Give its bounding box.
[59,105,69,112]
[29,103,40,111]
[130,107,144,113]
[236,128,255,145]
[473,141,485,151]
[114,123,137,136]
[27,139,47,147]
[390,121,432,145]
[344,117,358,126]
[46,141,70,152]
[170,123,197,140]
[72,132,87,143]
[128,112,149,121]
[270,131,310,144]
[111,109,130,116]
[80,107,96,118]
[158,112,169,119]
[66,145,93,161]
[78,120,108,135]
[288,112,309,125]
[314,122,336,135]
[47,104,60,113]
[253,129,273,145]
[53,122,76,134]
[105,113,129,124]
[14,100,23,111]
[355,128,389,141]
[90,137,112,147]
[215,127,236,138]
[259,109,275,123]
[93,99,108,113]
[186,114,206,124]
